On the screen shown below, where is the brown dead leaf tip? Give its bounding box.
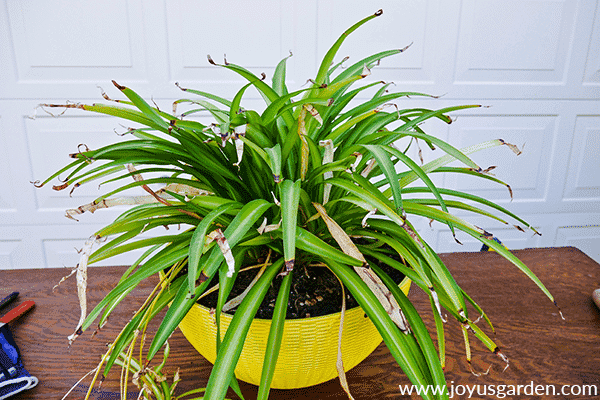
[399,42,413,53]
[175,82,187,91]
[207,55,217,65]
[111,80,126,91]
[69,182,81,197]
[482,230,494,239]
[52,182,69,191]
[374,9,383,16]
[554,300,565,320]
[196,271,209,284]
[31,180,43,188]
[498,138,522,155]
[223,54,229,65]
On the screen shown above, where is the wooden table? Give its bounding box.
[1,247,599,399]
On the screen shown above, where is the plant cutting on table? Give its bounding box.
[35,10,560,400]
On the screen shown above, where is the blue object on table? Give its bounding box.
[0,295,37,399]
[480,236,505,252]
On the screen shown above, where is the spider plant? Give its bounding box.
[37,10,556,400]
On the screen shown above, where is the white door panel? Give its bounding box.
[1,0,598,269]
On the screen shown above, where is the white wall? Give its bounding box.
[1,0,599,269]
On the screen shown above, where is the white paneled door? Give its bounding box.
[1,0,598,269]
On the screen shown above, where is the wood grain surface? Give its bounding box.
[1,247,599,399]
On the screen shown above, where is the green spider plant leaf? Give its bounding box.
[280,179,302,273]
[376,144,457,238]
[261,88,312,125]
[370,262,447,398]
[363,144,405,217]
[37,11,560,400]
[396,139,506,188]
[83,240,190,333]
[288,226,362,267]
[230,81,254,119]
[264,144,283,183]
[401,186,534,232]
[111,81,170,130]
[325,176,406,227]
[257,270,293,400]
[148,273,213,361]
[429,167,515,200]
[396,201,555,302]
[273,52,293,96]
[174,82,233,107]
[314,9,383,86]
[198,199,273,280]
[188,202,242,295]
[325,259,440,400]
[204,258,284,400]
[331,48,408,85]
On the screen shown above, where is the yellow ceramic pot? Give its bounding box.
[178,276,410,389]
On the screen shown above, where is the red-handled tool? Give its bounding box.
[0,301,35,328]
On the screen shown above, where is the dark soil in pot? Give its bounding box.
[196,246,406,320]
